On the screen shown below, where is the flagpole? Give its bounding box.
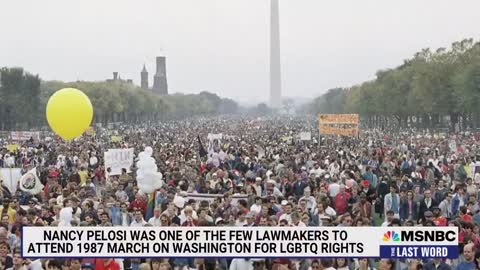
[9,168,12,194]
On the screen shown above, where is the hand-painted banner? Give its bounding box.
[318,114,359,137]
[104,148,134,175]
[319,114,359,125]
[10,131,40,141]
[320,124,359,137]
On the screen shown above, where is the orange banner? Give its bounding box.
[318,114,359,137]
[319,125,358,137]
[319,114,359,125]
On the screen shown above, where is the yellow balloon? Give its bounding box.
[46,88,93,140]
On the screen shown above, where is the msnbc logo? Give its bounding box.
[383,231,400,242]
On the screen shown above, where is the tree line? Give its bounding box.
[308,38,480,131]
[0,67,239,130]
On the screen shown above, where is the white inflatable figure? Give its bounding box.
[58,207,73,227]
[136,146,163,194]
[144,146,153,157]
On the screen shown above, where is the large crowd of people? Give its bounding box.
[0,116,479,270]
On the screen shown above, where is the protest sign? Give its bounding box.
[0,168,22,193]
[207,133,223,141]
[104,148,134,175]
[111,136,123,142]
[299,132,311,141]
[11,131,40,141]
[320,125,358,137]
[6,144,19,152]
[186,193,248,207]
[318,114,359,137]
[319,114,359,124]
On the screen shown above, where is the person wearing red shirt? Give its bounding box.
[95,166,106,182]
[130,193,147,214]
[94,259,120,270]
[459,222,480,248]
[334,184,351,215]
[431,207,447,226]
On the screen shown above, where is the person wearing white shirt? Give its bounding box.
[229,259,254,270]
[115,185,129,202]
[381,211,395,227]
[321,259,337,270]
[235,212,247,227]
[253,177,262,197]
[148,208,162,226]
[209,173,219,189]
[279,204,292,225]
[23,259,43,270]
[56,189,69,206]
[329,179,340,198]
[69,198,82,224]
[325,205,337,218]
[328,162,340,176]
[130,210,147,227]
[299,188,317,213]
[310,163,324,178]
[179,205,198,225]
[290,212,306,227]
[89,155,98,167]
[5,155,15,167]
[250,197,262,214]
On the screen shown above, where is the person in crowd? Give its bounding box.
[131,209,147,227]
[1,116,479,269]
[378,259,395,270]
[384,185,400,220]
[424,259,451,270]
[333,258,350,270]
[148,207,162,226]
[456,243,476,270]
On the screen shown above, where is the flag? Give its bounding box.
[19,167,44,195]
[197,135,208,158]
[145,192,155,221]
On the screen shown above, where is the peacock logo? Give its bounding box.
[383,231,400,242]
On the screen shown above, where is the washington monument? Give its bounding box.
[270,0,282,108]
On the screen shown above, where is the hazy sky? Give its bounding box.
[1,0,479,103]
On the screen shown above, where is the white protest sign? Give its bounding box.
[186,193,248,207]
[207,133,223,141]
[104,148,134,176]
[0,168,22,193]
[11,131,40,141]
[299,132,311,141]
[449,140,457,153]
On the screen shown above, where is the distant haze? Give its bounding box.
[1,0,479,103]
